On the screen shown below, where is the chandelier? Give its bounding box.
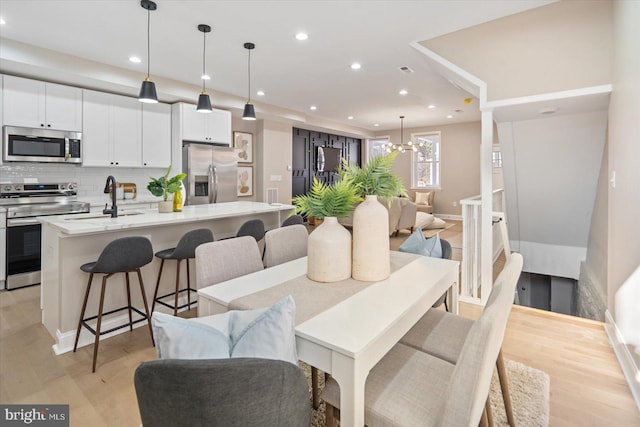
[385,116,424,153]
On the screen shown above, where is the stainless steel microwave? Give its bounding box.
[3,126,82,163]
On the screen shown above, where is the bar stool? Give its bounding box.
[151,228,214,315]
[73,236,155,373]
[236,219,265,241]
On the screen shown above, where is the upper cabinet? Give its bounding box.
[83,90,171,168]
[142,102,171,168]
[174,102,231,145]
[3,75,82,131]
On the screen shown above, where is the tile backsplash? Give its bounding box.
[0,163,167,198]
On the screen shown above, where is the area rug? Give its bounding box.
[304,358,550,427]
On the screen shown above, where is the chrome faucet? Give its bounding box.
[103,175,118,218]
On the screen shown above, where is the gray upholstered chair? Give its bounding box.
[73,236,155,373]
[135,358,311,427]
[151,228,214,315]
[322,253,523,427]
[281,214,304,227]
[263,224,308,268]
[195,236,264,288]
[400,252,522,426]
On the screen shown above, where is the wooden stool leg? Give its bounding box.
[325,403,338,427]
[480,406,489,427]
[92,275,109,373]
[174,260,181,316]
[74,273,94,352]
[311,367,320,410]
[151,259,165,313]
[125,272,133,331]
[137,269,155,347]
[485,395,494,427]
[497,350,515,427]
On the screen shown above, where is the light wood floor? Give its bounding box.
[1,221,638,426]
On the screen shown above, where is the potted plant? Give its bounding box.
[338,152,406,281]
[291,177,361,283]
[147,166,186,213]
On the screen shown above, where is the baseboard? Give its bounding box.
[52,294,196,355]
[604,310,640,412]
[436,213,462,221]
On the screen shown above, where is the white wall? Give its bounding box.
[498,111,607,279]
[258,120,293,204]
[608,0,640,351]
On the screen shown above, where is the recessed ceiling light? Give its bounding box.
[347,116,354,120]
[427,104,436,109]
[256,90,265,96]
[309,105,317,111]
[202,74,211,80]
[0,17,6,25]
[129,56,141,63]
[373,123,380,127]
[350,63,361,70]
[399,89,408,95]
[295,32,308,41]
[446,115,454,119]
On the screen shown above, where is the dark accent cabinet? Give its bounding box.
[292,127,362,198]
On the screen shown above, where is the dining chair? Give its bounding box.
[135,358,311,427]
[431,238,453,311]
[263,224,308,268]
[194,236,264,288]
[236,218,266,255]
[322,253,523,427]
[400,252,523,426]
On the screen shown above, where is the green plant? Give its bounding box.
[147,166,186,202]
[291,177,362,219]
[338,152,406,203]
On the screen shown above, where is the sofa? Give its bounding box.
[339,196,417,236]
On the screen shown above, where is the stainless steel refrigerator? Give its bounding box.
[182,143,238,205]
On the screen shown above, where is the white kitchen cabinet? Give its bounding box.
[2,75,82,131]
[142,102,171,168]
[177,102,231,145]
[82,90,142,167]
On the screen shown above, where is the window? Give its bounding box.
[411,132,440,189]
[368,137,390,160]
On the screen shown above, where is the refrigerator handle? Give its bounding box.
[209,164,218,203]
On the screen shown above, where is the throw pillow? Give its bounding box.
[152,311,231,360]
[151,295,298,365]
[415,212,435,230]
[398,228,443,259]
[414,191,431,206]
[425,217,447,229]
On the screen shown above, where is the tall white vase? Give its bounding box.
[307,217,352,282]
[352,195,390,281]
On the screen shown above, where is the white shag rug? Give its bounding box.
[305,358,550,427]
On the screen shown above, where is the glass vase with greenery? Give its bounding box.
[291,177,362,219]
[147,166,186,202]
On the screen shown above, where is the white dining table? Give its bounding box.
[197,252,459,427]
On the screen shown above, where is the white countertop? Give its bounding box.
[39,201,295,235]
[78,194,161,207]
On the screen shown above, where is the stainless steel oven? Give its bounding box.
[1,182,89,289]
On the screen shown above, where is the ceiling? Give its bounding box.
[0,0,553,132]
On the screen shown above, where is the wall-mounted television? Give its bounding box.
[317,146,342,172]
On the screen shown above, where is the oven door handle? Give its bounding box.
[7,218,41,227]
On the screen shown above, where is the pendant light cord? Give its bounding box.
[202,30,206,92]
[247,48,251,103]
[146,8,151,79]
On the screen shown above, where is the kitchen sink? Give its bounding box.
[65,211,145,220]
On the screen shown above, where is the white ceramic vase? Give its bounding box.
[352,195,390,281]
[158,200,173,213]
[307,217,352,282]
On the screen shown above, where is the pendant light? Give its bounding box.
[242,42,256,120]
[138,0,158,103]
[386,116,419,153]
[196,24,213,113]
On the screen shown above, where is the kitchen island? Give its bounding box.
[39,201,294,354]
